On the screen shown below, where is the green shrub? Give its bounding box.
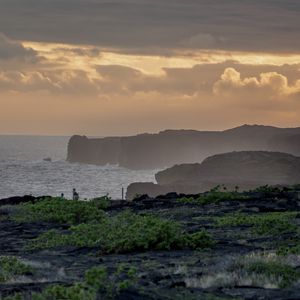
[215,212,298,236]
[252,184,300,193]
[3,264,137,300]
[277,244,300,256]
[13,197,106,224]
[277,236,300,256]
[245,261,300,288]
[28,211,213,253]
[252,185,283,193]
[84,266,108,290]
[1,293,23,300]
[3,284,95,300]
[255,218,297,236]
[85,265,137,298]
[184,231,215,249]
[0,256,33,283]
[35,283,96,300]
[179,186,249,205]
[89,195,111,209]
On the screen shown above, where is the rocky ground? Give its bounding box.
[1,188,300,300]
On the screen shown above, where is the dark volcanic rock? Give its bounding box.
[126,182,208,200]
[0,195,49,207]
[126,182,183,200]
[67,124,300,170]
[2,192,300,299]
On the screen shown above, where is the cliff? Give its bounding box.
[67,124,300,169]
[126,151,300,199]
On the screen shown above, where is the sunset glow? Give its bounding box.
[23,41,300,75]
[0,0,299,135]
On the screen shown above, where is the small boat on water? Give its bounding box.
[43,157,52,162]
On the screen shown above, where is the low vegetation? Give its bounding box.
[4,187,300,299]
[179,184,300,206]
[28,211,214,253]
[253,184,300,193]
[194,252,300,290]
[3,264,137,300]
[0,256,33,283]
[215,212,299,235]
[229,252,300,288]
[13,197,107,224]
[277,236,300,256]
[179,186,249,205]
[244,261,300,288]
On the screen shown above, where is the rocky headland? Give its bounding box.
[1,187,300,299]
[126,151,300,200]
[67,125,300,170]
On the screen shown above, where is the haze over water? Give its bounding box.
[0,136,156,199]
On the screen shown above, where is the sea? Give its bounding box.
[0,135,157,200]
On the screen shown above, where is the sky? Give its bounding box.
[0,0,300,136]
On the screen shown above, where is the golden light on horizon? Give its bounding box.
[23,41,300,76]
[0,38,299,136]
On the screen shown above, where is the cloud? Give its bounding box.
[0,70,99,95]
[183,33,217,48]
[0,0,299,54]
[54,46,101,57]
[1,58,300,106]
[96,64,204,96]
[94,62,300,98]
[1,61,300,135]
[96,65,142,80]
[0,33,38,61]
[213,68,300,100]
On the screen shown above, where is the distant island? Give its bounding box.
[67,124,300,170]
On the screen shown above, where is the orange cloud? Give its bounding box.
[213,68,300,100]
[1,37,300,135]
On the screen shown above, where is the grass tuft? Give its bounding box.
[244,261,300,288]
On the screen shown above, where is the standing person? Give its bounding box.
[72,188,79,200]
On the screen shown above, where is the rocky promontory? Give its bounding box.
[67,125,300,170]
[127,151,300,199]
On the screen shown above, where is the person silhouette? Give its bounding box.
[72,188,79,200]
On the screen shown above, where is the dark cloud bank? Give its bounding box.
[0,33,37,61]
[0,0,299,53]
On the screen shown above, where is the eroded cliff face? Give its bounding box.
[127,151,300,199]
[67,135,122,165]
[156,151,300,186]
[67,125,300,170]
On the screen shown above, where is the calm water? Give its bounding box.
[0,135,157,199]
